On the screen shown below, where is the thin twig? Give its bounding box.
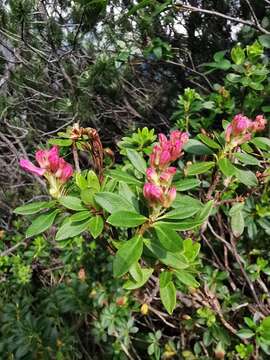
[174,2,270,35]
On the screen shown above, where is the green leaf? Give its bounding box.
[80,188,95,206]
[229,203,244,216]
[183,239,200,262]
[14,201,55,215]
[197,134,221,149]
[234,152,260,166]
[160,280,176,314]
[154,223,183,252]
[55,218,91,241]
[95,192,136,214]
[48,139,72,146]
[196,200,214,222]
[259,34,270,48]
[184,139,214,155]
[173,178,200,191]
[123,268,153,290]
[129,262,143,282]
[70,211,92,222]
[172,195,202,211]
[59,196,86,211]
[231,45,245,65]
[26,210,59,238]
[158,220,203,231]
[187,162,215,176]
[143,238,188,270]
[174,270,199,288]
[113,235,143,277]
[75,173,88,190]
[107,211,147,228]
[126,149,147,174]
[159,271,172,288]
[237,329,255,340]
[107,169,142,186]
[88,215,104,239]
[159,207,199,220]
[251,137,270,150]
[226,73,241,83]
[235,168,258,187]
[230,210,245,237]
[87,170,100,191]
[218,158,236,177]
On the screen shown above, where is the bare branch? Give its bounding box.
[174,2,270,35]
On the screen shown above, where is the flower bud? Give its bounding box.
[170,140,182,161]
[158,133,168,146]
[225,124,232,142]
[141,303,149,315]
[252,115,267,132]
[231,114,252,135]
[143,183,163,205]
[146,167,159,184]
[160,167,176,184]
[163,187,176,208]
[159,150,171,167]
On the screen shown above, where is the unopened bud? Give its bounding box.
[182,314,191,320]
[141,303,149,315]
[116,297,127,306]
[214,342,225,359]
[78,268,86,281]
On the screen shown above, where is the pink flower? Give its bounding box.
[225,124,233,142]
[146,168,159,183]
[143,183,163,205]
[160,167,176,184]
[35,146,60,171]
[170,140,183,161]
[150,145,161,167]
[35,149,50,169]
[19,159,46,176]
[170,130,189,145]
[163,187,177,208]
[159,150,171,167]
[55,158,73,183]
[231,114,252,135]
[48,146,60,172]
[252,115,267,132]
[158,133,168,146]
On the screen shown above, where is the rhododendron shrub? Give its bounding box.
[15,114,269,320]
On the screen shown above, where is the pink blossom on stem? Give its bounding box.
[226,113,267,146]
[252,115,267,132]
[160,167,176,184]
[55,158,73,183]
[19,159,46,176]
[48,146,60,172]
[143,183,163,205]
[231,114,252,135]
[146,168,159,183]
[225,124,233,142]
[163,187,177,208]
[35,149,50,169]
[159,150,171,168]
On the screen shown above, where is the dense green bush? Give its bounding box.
[0,0,270,351]
[1,40,269,360]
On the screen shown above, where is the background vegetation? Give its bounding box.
[0,0,270,359]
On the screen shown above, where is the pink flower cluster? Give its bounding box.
[20,146,73,183]
[225,114,267,146]
[143,131,189,208]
